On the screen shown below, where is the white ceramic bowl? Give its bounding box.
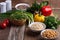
[41,29,58,39]
[15,3,30,10]
[28,22,46,32]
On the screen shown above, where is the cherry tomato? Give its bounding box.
[41,5,52,16]
[0,22,7,29]
[3,19,9,25]
[0,19,9,29]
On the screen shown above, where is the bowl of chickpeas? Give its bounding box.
[41,29,58,39]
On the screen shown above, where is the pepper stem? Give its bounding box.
[39,12,42,16]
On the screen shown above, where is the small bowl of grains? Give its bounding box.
[28,22,46,32]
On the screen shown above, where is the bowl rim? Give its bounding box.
[41,29,58,39]
[15,3,30,10]
[28,22,46,32]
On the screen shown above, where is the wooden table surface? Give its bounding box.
[0,0,60,40]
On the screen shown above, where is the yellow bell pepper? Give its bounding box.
[34,14,45,22]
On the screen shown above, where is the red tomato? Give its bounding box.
[0,22,7,29]
[0,19,9,29]
[3,19,9,25]
[41,5,52,16]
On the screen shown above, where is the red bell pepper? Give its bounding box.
[41,5,52,16]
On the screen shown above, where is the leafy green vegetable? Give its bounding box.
[40,1,49,9]
[10,10,34,22]
[26,0,49,13]
[31,0,40,11]
[0,10,18,19]
[10,10,27,20]
[44,16,58,29]
[26,0,40,13]
[26,12,34,23]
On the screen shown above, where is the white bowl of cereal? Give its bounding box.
[28,22,46,32]
[41,29,58,39]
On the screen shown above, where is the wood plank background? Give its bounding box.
[0,0,60,8]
